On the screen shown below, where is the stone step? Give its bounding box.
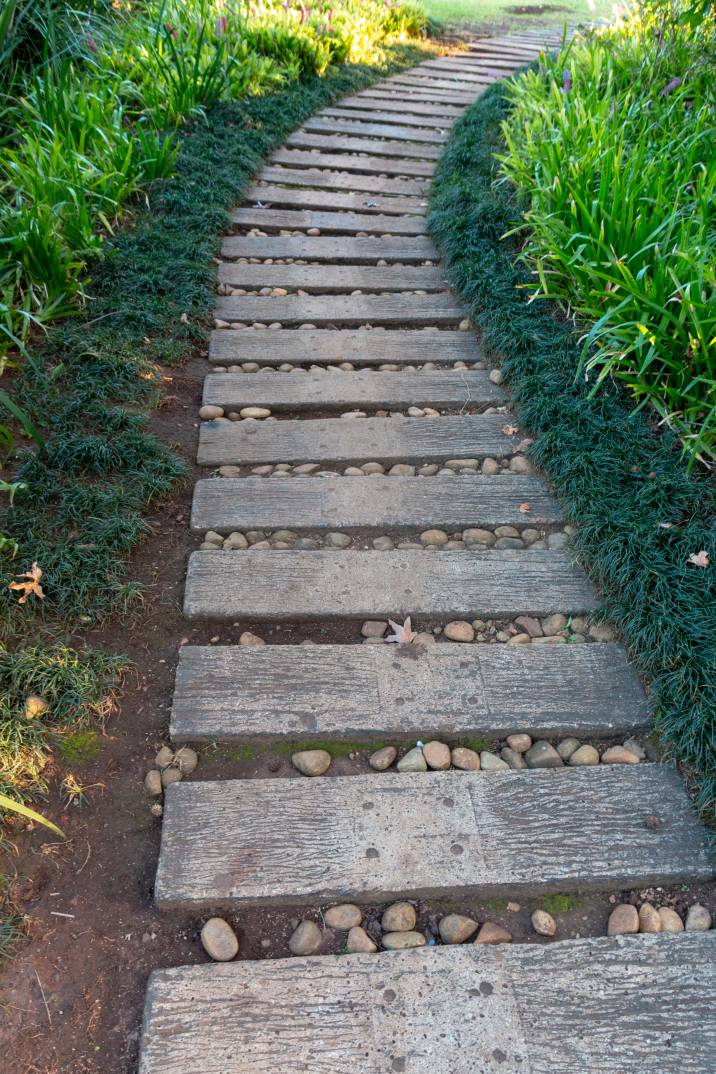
[425,57,528,72]
[171,641,648,743]
[271,147,436,176]
[385,75,490,94]
[468,44,545,58]
[258,164,429,195]
[338,95,465,117]
[230,206,426,236]
[197,414,518,467]
[202,370,503,411]
[319,106,454,130]
[154,765,711,909]
[358,86,479,105]
[286,131,442,160]
[213,294,462,327]
[183,549,598,620]
[209,328,480,365]
[203,367,503,408]
[416,63,507,83]
[245,183,426,215]
[139,935,716,1074]
[217,263,447,293]
[191,474,556,532]
[220,234,437,263]
[302,116,448,143]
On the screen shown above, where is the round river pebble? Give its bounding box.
[201,918,239,962]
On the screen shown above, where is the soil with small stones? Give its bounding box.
[1,357,713,1073]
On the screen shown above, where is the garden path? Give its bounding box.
[138,32,715,1072]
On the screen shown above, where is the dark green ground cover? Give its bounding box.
[428,81,716,815]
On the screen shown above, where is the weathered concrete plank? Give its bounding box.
[420,60,518,79]
[245,183,426,215]
[286,131,442,160]
[208,328,481,365]
[424,57,528,72]
[270,147,436,176]
[303,116,448,143]
[358,86,479,104]
[385,75,491,93]
[154,765,711,908]
[197,414,516,467]
[191,474,554,532]
[202,370,501,410]
[258,164,429,195]
[319,107,455,130]
[213,294,462,327]
[183,549,598,620]
[139,935,716,1074]
[338,96,465,118]
[217,263,447,292]
[171,641,647,742]
[230,206,426,236]
[221,234,437,263]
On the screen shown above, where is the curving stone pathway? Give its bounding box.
[138,30,715,1073]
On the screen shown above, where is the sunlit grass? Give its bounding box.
[498,11,716,463]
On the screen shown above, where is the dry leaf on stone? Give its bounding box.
[688,550,710,568]
[385,616,417,645]
[9,561,44,604]
[502,424,519,436]
[519,503,531,513]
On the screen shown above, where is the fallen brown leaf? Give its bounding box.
[688,550,710,568]
[502,424,519,436]
[519,503,531,514]
[9,561,44,604]
[385,616,417,645]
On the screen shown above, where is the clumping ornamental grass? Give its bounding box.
[429,46,716,815]
[497,8,716,463]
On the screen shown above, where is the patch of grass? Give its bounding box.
[56,730,102,767]
[538,893,582,915]
[271,739,387,758]
[428,72,716,816]
[212,743,258,764]
[0,645,124,799]
[0,914,26,963]
[460,737,493,754]
[481,896,509,913]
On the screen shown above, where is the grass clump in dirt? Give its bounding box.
[0,645,124,801]
[56,730,103,767]
[0,915,26,964]
[428,59,716,816]
[271,739,382,759]
[538,893,582,915]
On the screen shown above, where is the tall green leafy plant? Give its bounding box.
[498,6,716,463]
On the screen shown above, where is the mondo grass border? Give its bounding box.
[1,41,433,639]
[428,80,716,817]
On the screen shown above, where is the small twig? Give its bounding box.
[76,840,92,875]
[49,911,75,919]
[34,969,51,1027]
